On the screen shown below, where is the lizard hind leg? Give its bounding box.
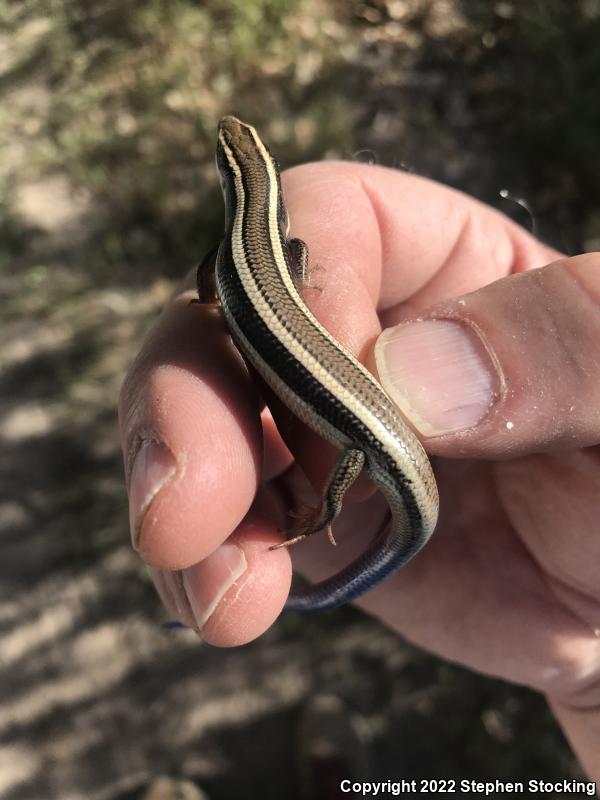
[279,502,338,549]
[270,448,366,551]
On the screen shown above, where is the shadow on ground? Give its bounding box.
[1,1,597,797]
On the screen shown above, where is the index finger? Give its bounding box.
[283,162,560,321]
[279,163,560,485]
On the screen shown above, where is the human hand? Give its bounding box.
[119,163,600,777]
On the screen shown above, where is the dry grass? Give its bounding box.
[2,1,598,796]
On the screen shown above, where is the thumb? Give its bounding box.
[374,253,600,457]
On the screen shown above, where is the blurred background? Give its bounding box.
[1,1,599,798]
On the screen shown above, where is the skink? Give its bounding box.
[197,115,439,611]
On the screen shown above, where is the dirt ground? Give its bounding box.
[2,2,598,798]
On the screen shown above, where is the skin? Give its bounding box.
[119,163,600,780]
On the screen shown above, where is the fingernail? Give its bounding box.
[151,568,194,625]
[182,540,247,629]
[375,319,499,436]
[128,439,177,549]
